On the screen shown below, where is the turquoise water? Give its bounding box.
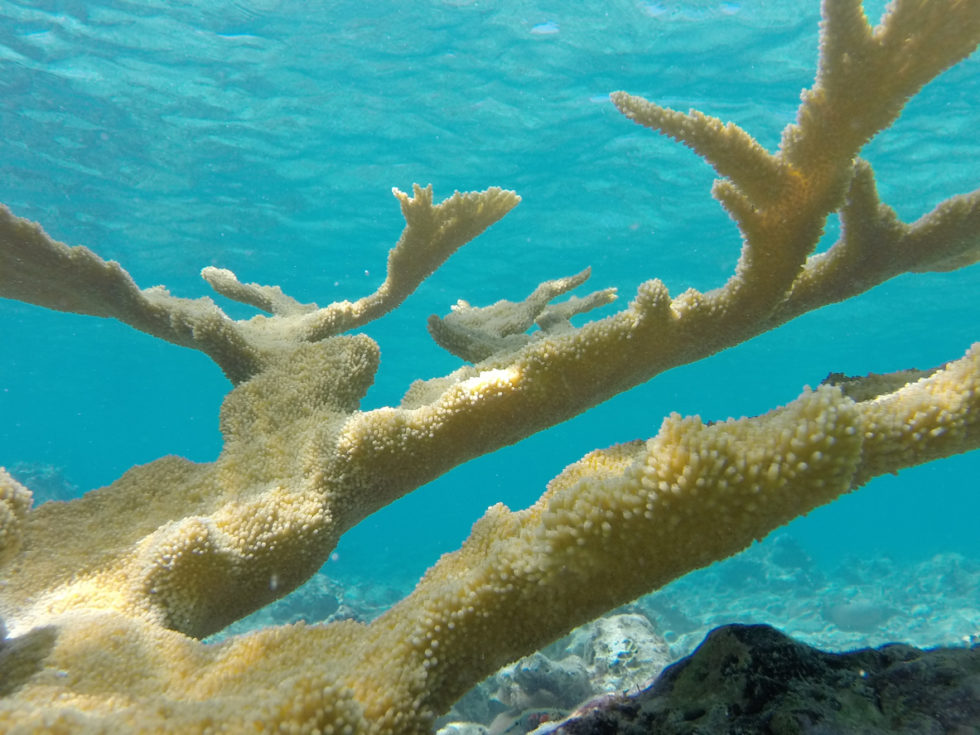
[1,0,977,627]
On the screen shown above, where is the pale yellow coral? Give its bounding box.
[0,186,519,384]
[2,346,975,734]
[393,345,980,719]
[0,469,31,569]
[0,0,977,732]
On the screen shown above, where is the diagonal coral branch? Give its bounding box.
[776,162,980,315]
[2,0,976,649]
[1,346,975,733]
[787,0,980,169]
[372,343,980,722]
[0,0,976,732]
[278,185,521,344]
[611,0,979,318]
[0,186,518,384]
[427,268,618,362]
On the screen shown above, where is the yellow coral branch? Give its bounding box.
[427,267,618,362]
[0,0,976,732]
[1,346,975,733]
[786,0,980,168]
[364,343,980,721]
[0,186,517,384]
[290,185,520,343]
[0,469,31,569]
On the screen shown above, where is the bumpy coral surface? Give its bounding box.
[0,1,977,732]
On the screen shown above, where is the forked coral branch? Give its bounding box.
[0,0,977,732]
[0,185,519,384]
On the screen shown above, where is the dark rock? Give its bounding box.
[544,624,980,734]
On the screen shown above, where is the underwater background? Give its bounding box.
[0,0,977,677]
